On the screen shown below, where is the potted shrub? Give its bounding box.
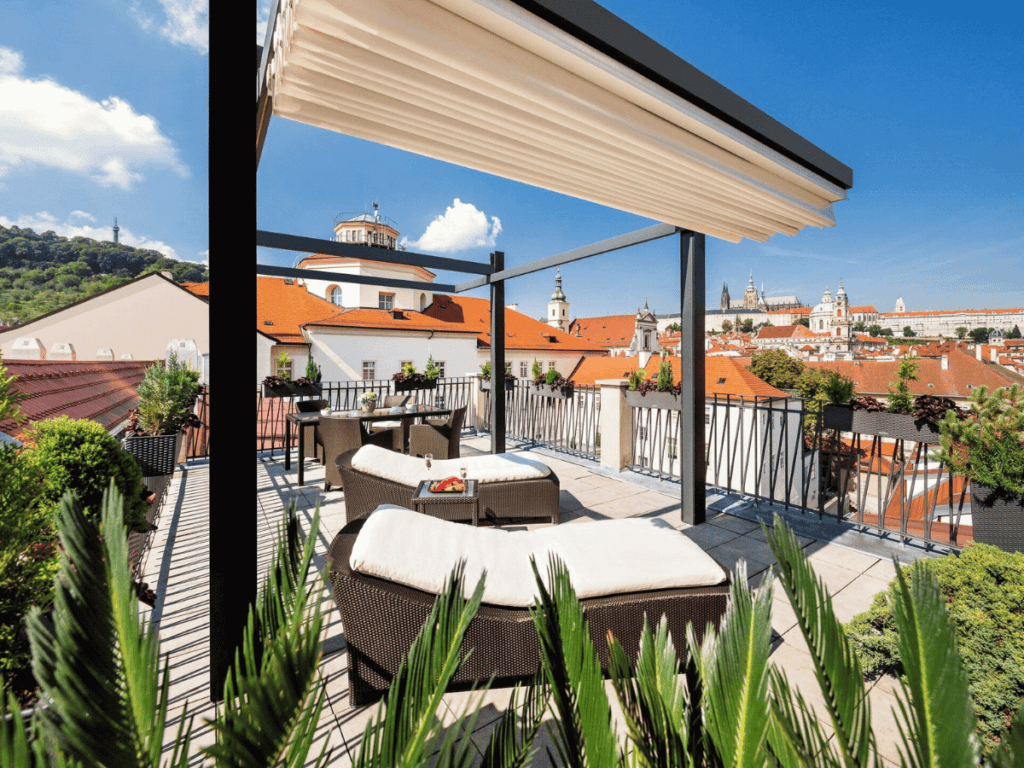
[479,362,515,391]
[360,391,378,414]
[936,385,1024,552]
[290,356,323,397]
[393,361,438,392]
[123,353,203,476]
[625,359,680,411]
[531,368,573,399]
[263,351,295,397]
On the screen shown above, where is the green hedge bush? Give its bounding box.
[845,542,1024,752]
[20,416,146,530]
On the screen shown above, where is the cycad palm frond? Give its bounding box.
[889,560,979,768]
[700,559,774,768]
[762,518,874,768]
[203,502,331,767]
[480,667,550,768]
[767,665,841,768]
[25,480,191,766]
[529,554,618,768]
[352,560,486,768]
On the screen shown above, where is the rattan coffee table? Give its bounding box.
[412,479,479,525]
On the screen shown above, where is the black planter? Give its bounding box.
[480,378,515,392]
[625,390,681,411]
[124,433,185,476]
[970,481,1024,553]
[394,378,438,393]
[822,406,942,445]
[262,382,323,398]
[531,384,573,400]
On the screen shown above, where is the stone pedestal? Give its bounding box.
[597,379,630,470]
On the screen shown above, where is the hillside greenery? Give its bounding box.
[0,225,208,324]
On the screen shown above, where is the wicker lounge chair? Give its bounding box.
[409,406,466,459]
[327,511,731,706]
[336,445,560,524]
[321,418,399,492]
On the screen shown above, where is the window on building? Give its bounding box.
[551,308,556,317]
[331,287,343,306]
[562,309,566,316]
[705,407,711,425]
[643,331,650,350]
[276,353,292,378]
[520,361,528,378]
[379,293,395,310]
[435,361,446,378]
[400,360,412,372]
[362,361,375,380]
[548,361,556,371]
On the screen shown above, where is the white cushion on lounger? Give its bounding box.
[349,506,727,607]
[350,444,551,485]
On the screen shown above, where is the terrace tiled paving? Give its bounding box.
[144,437,945,765]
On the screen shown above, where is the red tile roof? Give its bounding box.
[424,295,607,351]
[0,360,156,440]
[756,324,818,339]
[568,354,788,398]
[882,307,1024,318]
[568,315,638,347]
[855,333,885,343]
[849,305,877,313]
[803,349,1017,399]
[181,281,209,298]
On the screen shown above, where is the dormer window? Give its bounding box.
[331,287,343,306]
[378,292,395,310]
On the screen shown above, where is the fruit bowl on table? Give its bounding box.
[428,477,466,493]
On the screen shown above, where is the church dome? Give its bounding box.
[811,285,833,316]
[550,270,566,301]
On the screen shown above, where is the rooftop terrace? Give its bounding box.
[143,434,943,764]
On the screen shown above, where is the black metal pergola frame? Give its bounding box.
[242,0,852,704]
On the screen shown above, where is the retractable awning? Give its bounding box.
[263,0,851,243]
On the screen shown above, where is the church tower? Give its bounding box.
[743,271,758,310]
[758,283,768,311]
[831,280,852,349]
[895,296,906,313]
[720,283,730,311]
[547,270,569,331]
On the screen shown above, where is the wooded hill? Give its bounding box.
[0,225,208,325]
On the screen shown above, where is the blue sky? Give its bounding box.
[257,0,1023,321]
[1,0,208,265]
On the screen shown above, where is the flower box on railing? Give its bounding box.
[970,481,1024,553]
[123,432,186,476]
[822,406,941,445]
[625,390,681,411]
[479,377,516,392]
[531,383,574,400]
[394,378,438,393]
[262,382,323,398]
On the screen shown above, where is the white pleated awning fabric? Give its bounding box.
[267,0,848,243]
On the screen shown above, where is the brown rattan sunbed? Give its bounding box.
[336,448,560,525]
[327,516,731,706]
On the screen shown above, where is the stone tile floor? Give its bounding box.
[141,438,946,766]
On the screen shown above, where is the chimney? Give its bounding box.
[992,347,999,363]
[505,303,518,312]
[976,345,982,361]
[638,350,652,369]
[941,354,948,370]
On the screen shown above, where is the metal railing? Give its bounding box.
[628,394,822,514]
[481,381,601,461]
[256,377,477,456]
[183,388,209,459]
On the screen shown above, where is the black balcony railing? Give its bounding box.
[481,380,601,461]
[256,378,477,457]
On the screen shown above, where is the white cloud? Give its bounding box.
[402,199,502,253]
[130,0,208,54]
[0,211,198,262]
[0,47,188,189]
[257,3,271,45]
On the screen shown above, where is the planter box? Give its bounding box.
[262,382,323,398]
[970,481,1024,553]
[531,384,574,400]
[480,378,515,392]
[124,432,185,476]
[822,406,942,445]
[394,378,438,393]
[625,390,681,411]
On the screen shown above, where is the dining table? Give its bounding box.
[284,404,453,486]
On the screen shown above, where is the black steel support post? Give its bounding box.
[680,231,706,525]
[490,251,506,455]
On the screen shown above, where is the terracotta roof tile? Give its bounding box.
[849,305,877,313]
[424,296,607,351]
[756,324,818,339]
[568,315,638,347]
[0,360,155,439]
[181,281,209,297]
[568,354,788,398]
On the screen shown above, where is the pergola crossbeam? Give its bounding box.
[454,222,678,292]
[257,264,458,294]
[257,230,492,275]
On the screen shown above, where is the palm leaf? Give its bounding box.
[25,481,192,766]
[480,667,550,768]
[203,502,331,767]
[608,615,689,768]
[528,554,618,768]
[352,559,486,768]
[762,517,874,768]
[700,559,774,768]
[888,560,979,768]
[767,666,841,768]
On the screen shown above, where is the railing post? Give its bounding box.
[597,379,630,470]
[471,373,487,431]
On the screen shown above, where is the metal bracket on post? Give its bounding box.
[489,251,506,455]
[680,231,706,525]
